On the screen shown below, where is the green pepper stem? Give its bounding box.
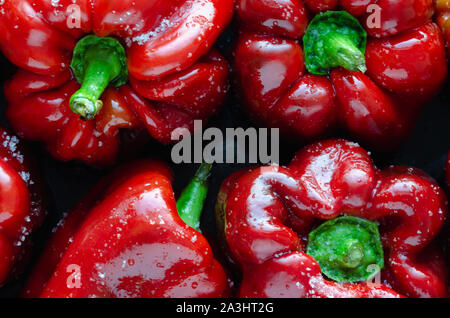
[176,163,213,232]
[303,11,367,75]
[324,33,367,73]
[338,239,364,269]
[70,35,128,120]
[70,59,112,120]
[307,216,384,283]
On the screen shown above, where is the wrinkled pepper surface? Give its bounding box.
[0,127,47,286]
[216,139,448,298]
[0,0,233,166]
[23,161,230,298]
[437,0,450,55]
[234,0,447,150]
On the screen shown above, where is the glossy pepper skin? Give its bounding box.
[0,0,233,166]
[437,0,450,55]
[23,161,229,298]
[216,139,448,298]
[234,0,447,150]
[0,126,47,286]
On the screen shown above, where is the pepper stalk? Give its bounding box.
[70,35,128,120]
[303,11,367,75]
[176,163,213,232]
[307,216,384,283]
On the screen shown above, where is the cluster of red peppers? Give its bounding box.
[0,0,449,299]
[234,0,447,150]
[17,139,449,298]
[0,0,233,166]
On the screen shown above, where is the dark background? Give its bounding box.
[0,30,449,297]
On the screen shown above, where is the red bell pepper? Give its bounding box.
[216,139,448,298]
[0,0,233,166]
[437,0,450,55]
[0,126,47,286]
[234,0,447,150]
[23,161,230,298]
